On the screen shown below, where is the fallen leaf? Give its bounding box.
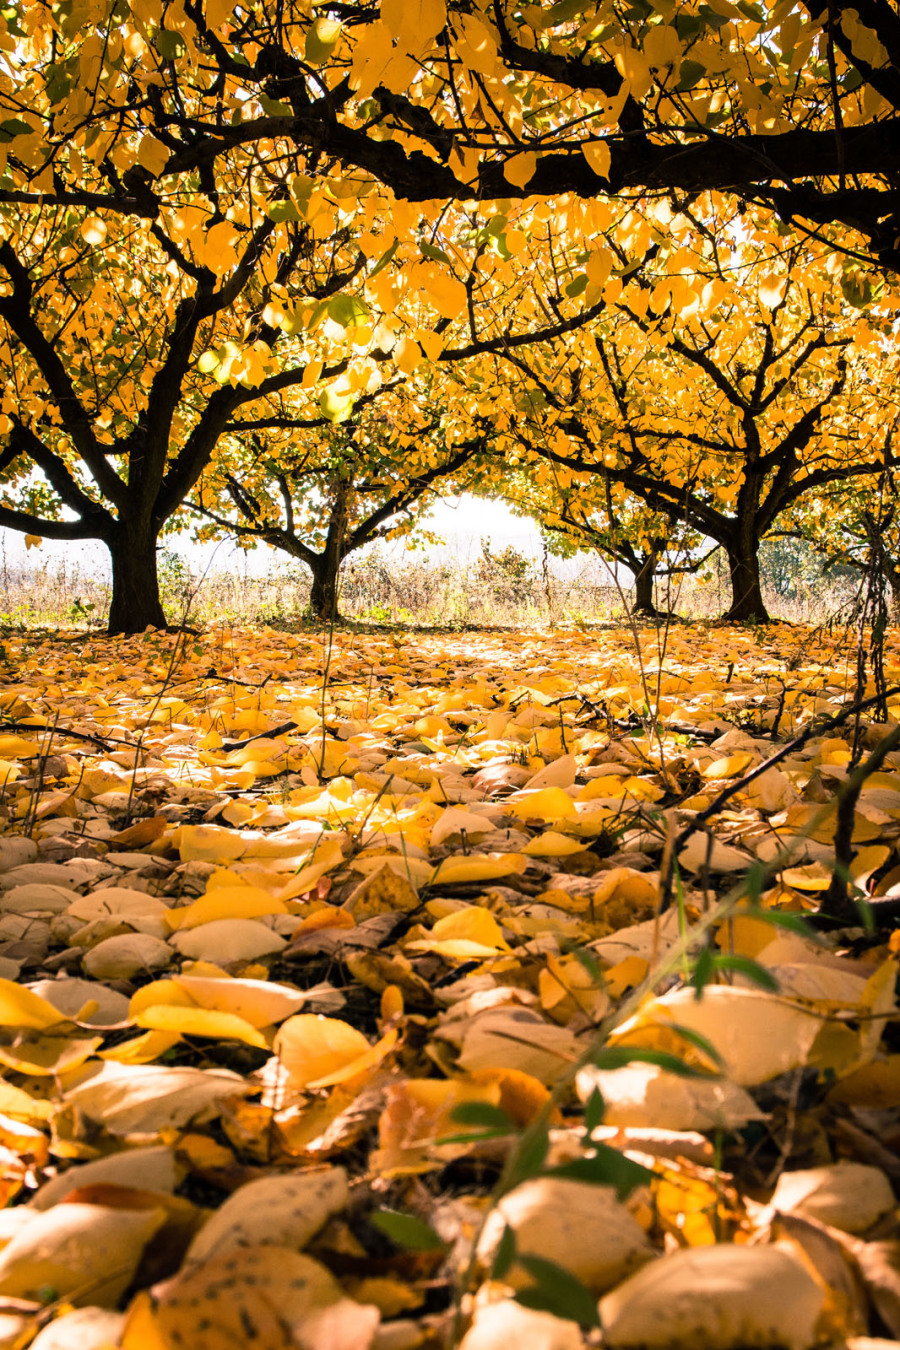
[600,1243,825,1349]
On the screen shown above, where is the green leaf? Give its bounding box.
[515,1255,601,1329]
[665,1022,725,1068]
[841,267,883,309]
[450,1101,515,1131]
[545,0,586,23]
[565,273,589,298]
[266,199,301,223]
[589,1045,720,1077]
[420,240,452,265]
[736,0,764,22]
[674,13,706,39]
[698,4,730,28]
[691,945,715,996]
[259,94,293,118]
[675,59,706,92]
[0,117,33,142]
[744,908,815,940]
[712,954,780,992]
[327,294,370,329]
[568,944,604,985]
[368,238,399,279]
[318,386,355,423]
[155,28,185,59]
[501,1123,550,1194]
[543,1143,653,1198]
[369,1208,447,1252]
[583,1086,605,1133]
[491,1223,517,1280]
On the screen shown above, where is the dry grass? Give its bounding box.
[0,538,859,632]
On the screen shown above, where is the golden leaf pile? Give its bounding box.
[0,620,898,1348]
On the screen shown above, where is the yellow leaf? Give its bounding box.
[135,1005,268,1049]
[421,269,468,320]
[100,1030,183,1064]
[508,786,577,821]
[599,1245,824,1350]
[121,1247,378,1349]
[851,843,891,885]
[0,1081,53,1122]
[701,752,755,779]
[276,835,344,899]
[612,986,823,1086]
[381,0,446,46]
[643,21,682,68]
[431,852,527,885]
[173,824,247,862]
[343,861,420,918]
[164,885,287,931]
[23,534,42,549]
[828,1055,900,1107]
[453,12,497,76]
[372,1077,501,1174]
[781,862,832,891]
[394,336,422,373]
[759,274,787,308]
[522,831,587,857]
[433,905,510,950]
[172,973,308,1028]
[0,978,66,1030]
[275,1013,392,1089]
[0,1203,165,1305]
[129,979,196,1018]
[0,735,41,758]
[137,135,169,177]
[603,955,650,998]
[80,215,107,246]
[504,152,537,189]
[581,140,611,179]
[0,1035,102,1076]
[0,758,22,784]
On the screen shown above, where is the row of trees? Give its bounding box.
[0,1,896,629]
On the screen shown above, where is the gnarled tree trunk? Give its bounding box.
[631,546,667,616]
[308,552,343,622]
[307,471,352,621]
[106,527,166,633]
[724,535,769,622]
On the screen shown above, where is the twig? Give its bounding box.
[823,721,900,923]
[0,719,124,750]
[659,684,900,910]
[221,719,301,751]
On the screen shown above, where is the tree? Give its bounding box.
[775,456,900,621]
[191,395,487,620]
[468,204,896,621]
[0,128,613,632]
[0,199,370,631]
[494,455,709,617]
[541,496,713,618]
[3,3,895,278]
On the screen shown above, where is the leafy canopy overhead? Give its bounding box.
[1,0,897,272]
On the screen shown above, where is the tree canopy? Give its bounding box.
[1,0,895,274]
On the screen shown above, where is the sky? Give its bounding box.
[0,493,548,579]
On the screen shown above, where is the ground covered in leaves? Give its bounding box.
[0,620,899,1349]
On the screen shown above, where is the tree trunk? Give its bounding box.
[632,549,663,616]
[308,554,342,622]
[307,473,352,622]
[107,528,167,633]
[724,536,769,622]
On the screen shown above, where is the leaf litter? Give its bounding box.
[0,621,898,1347]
